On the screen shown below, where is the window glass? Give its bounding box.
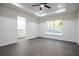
[45,20,63,35]
[17,16,26,38]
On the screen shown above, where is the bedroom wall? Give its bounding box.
[77,8,79,44]
[0,6,38,46]
[39,12,77,42]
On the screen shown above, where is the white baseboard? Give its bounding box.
[0,36,77,47]
[0,36,39,47]
[40,36,76,43]
[0,41,17,47]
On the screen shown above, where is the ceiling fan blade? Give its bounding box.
[44,5,51,9]
[40,3,47,5]
[32,5,40,6]
[40,7,42,10]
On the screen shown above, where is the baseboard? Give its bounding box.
[0,37,39,47]
[39,37,77,44]
[18,36,39,42]
[0,36,77,47]
[27,37,40,40]
[0,41,17,47]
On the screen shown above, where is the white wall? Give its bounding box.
[39,12,77,42]
[0,16,17,46]
[77,9,79,44]
[26,17,39,39]
[0,6,38,46]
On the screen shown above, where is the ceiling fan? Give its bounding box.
[32,3,51,11]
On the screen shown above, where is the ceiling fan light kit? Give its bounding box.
[40,5,44,8]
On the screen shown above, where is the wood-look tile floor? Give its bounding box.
[0,37,79,56]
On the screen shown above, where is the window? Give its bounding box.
[17,16,26,38]
[45,20,63,35]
